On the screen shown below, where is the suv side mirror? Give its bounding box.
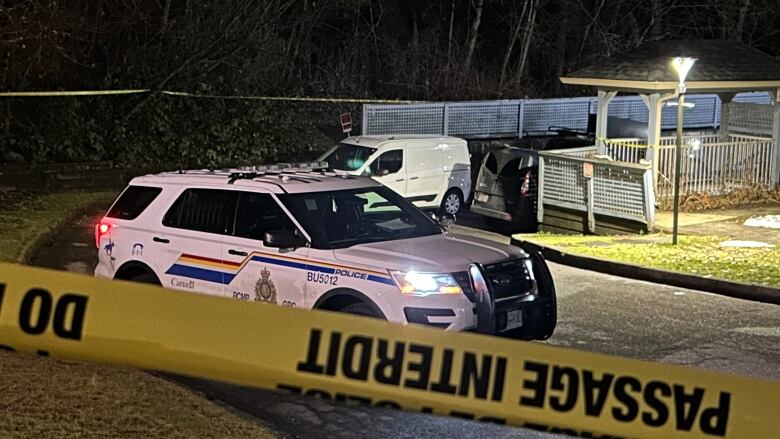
[263,229,307,249]
[376,168,390,176]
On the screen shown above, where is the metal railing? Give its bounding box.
[603,134,776,198]
[655,138,776,199]
[603,138,649,163]
[362,92,772,138]
[538,147,654,232]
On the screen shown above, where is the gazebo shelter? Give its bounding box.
[536,40,780,234]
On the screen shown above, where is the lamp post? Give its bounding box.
[671,57,696,245]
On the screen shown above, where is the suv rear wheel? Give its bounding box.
[128,271,161,285]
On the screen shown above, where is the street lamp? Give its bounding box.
[670,56,696,245]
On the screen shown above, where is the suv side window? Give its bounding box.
[367,150,403,176]
[107,186,162,220]
[233,192,296,240]
[163,189,236,234]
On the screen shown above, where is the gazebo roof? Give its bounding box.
[560,40,780,93]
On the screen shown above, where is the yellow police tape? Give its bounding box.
[0,88,417,104]
[0,89,150,97]
[0,262,778,438]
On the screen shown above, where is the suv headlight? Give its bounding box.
[391,271,463,297]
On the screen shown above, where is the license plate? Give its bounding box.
[504,309,523,331]
[476,192,489,203]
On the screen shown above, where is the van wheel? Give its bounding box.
[440,189,463,216]
[341,303,381,318]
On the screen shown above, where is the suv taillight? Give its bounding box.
[520,171,531,197]
[95,222,111,248]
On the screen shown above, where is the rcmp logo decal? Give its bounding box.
[254,267,277,304]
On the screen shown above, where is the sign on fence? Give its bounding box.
[340,112,352,134]
[583,162,594,179]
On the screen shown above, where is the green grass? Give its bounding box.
[0,191,118,262]
[518,232,780,287]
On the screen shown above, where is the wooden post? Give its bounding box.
[773,89,780,186]
[537,155,545,224]
[361,104,368,135]
[586,177,595,234]
[584,161,595,233]
[640,92,676,196]
[517,99,525,139]
[595,90,617,154]
[640,93,662,183]
[719,93,736,141]
[443,103,450,136]
[643,167,656,230]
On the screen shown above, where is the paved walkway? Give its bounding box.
[655,204,780,245]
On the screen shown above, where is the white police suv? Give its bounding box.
[94,163,556,339]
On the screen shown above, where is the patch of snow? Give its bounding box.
[718,240,775,248]
[744,215,780,229]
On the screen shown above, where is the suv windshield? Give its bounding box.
[279,187,441,249]
[321,143,376,171]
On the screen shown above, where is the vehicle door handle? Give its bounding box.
[409,176,419,180]
[153,237,169,244]
[395,178,405,182]
[228,249,248,256]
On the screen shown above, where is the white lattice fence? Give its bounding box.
[362,103,445,135]
[729,103,774,137]
[446,101,521,137]
[592,165,648,220]
[363,92,773,138]
[538,154,587,207]
[539,149,654,231]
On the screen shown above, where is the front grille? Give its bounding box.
[451,271,476,302]
[482,259,534,300]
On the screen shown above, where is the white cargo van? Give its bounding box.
[318,135,471,215]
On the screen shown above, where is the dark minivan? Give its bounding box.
[470,147,538,232]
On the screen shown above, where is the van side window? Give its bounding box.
[163,189,236,234]
[233,192,296,240]
[368,150,403,176]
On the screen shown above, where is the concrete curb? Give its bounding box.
[511,238,780,306]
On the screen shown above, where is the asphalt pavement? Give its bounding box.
[30,207,780,439]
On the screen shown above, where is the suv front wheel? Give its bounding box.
[341,302,382,318]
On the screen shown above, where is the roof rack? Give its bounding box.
[227,161,331,184]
